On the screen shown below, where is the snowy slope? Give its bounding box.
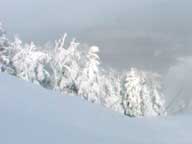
[0,73,192,144]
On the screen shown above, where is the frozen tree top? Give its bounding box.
[89,46,99,53]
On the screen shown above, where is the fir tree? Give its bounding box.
[100,70,123,113]
[0,23,13,73]
[77,46,101,103]
[12,41,51,87]
[52,34,80,93]
[122,68,165,117]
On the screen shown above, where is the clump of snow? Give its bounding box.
[89,46,100,53]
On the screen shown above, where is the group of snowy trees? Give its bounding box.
[0,23,12,73]
[122,68,165,117]
[0,23,166,117]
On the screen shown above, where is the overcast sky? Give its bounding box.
[1,0,192,73]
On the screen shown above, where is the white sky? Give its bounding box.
[1,0,192,73]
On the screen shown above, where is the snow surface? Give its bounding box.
[0,73,192,144]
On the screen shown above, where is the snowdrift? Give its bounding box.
[0,73,192,144]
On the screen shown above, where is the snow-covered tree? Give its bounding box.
[12,40,51,88]
[0,23,13,73]
[122,68,165,117]
[52,34,80,93]
[77,46,101,103]
[100,70,123,113]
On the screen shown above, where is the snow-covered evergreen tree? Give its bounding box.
[52,34,80,93]
[12,40,51,88]
[77,46,101,103]
[122,68,165,117]
[0,23,13,73]
[100,70,123,113]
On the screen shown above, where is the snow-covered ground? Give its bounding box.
[0,73,192,144]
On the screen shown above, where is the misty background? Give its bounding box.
[1,0,192,112]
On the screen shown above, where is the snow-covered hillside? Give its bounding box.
[0,73,191,144]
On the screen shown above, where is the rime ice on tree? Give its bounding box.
[12,40,51,87]
[0,23,15,73]
[77,46,101,103]
[122,68,165,117]
[52,34,80,94]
